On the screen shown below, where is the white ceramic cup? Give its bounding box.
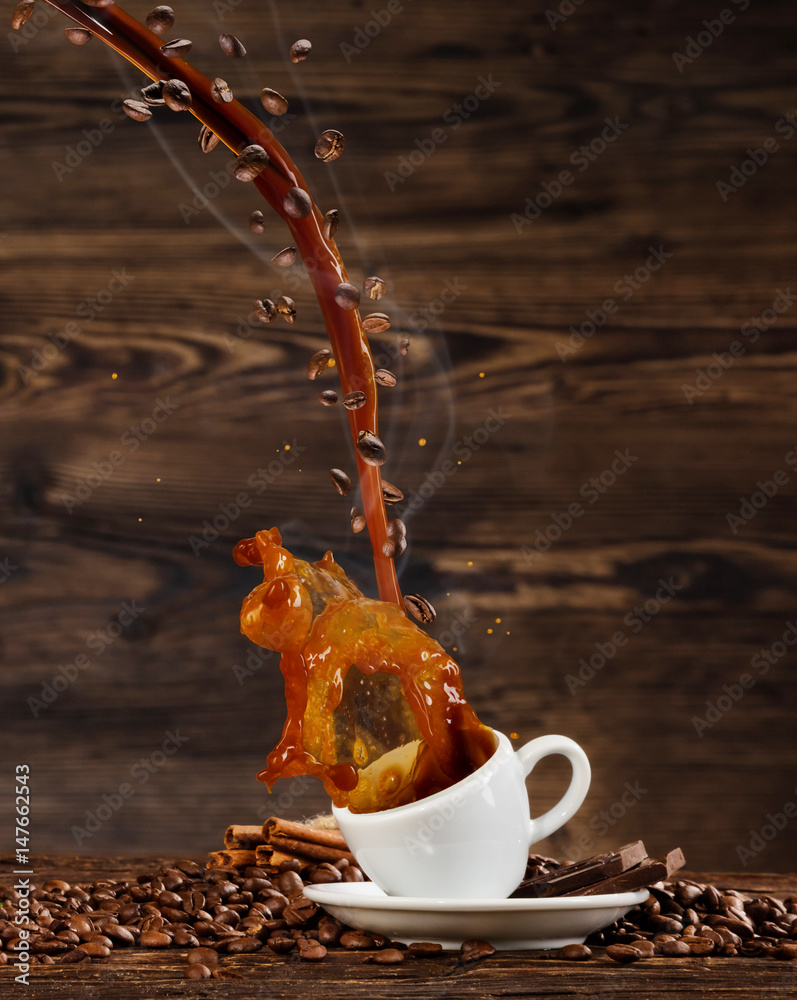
[332,729,591,899]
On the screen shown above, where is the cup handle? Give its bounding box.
[516,735,591,846]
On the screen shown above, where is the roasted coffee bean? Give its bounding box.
[79,941,111,958]
[381,480,404,503]
[557,943,591,960]
[139,930,172,948]
[227,937,262,954]
[141,81,165,105]
[219,33,246,57]
[647,914,682,934]
[406,941,443,957]
[68,915,94,937]
[460,939,496,962]
[234,145,269,182]
[686,937,716,955]
[363,276,387,300]
[277,296,296,323]
[271,246,297,267]
[660,939,691,957]
[403,593,436,624]
[773,942,797,960]
[317,916,343,945]
[341,865,364,882]
[141,914,165,933]
[267,934,296,954]
[261,88,289,116]
[290,39,312,62]
[387,517,406,539]
[249,210,266,235]
[372,948,404,964]
[382,538,396,559]
[146,5,174,34]
[356,429,386,466]
[199,125,219,153]
[274,870,304,897]
[362,312,390,334]
[160,37,192,58]
[255,298,277,323]
[399,337,411,356]
[33,939,68,955]
[297,938,327,961]
[329,469,351,496]
[606,943,643,963]
[343,391,366,410]
[375,368,397,387]
[103,925,135,945]
[11,0,35,30]
[334,282,360,310]
[210,77,233,103]
[315,130,345,162]
[340,931,374,950]
[185,964,212,979]
[56,930,81,945]
[284,896,318,927]
[60,948,90,964]
[630,939,655,957]
[319,390,338,406]
[307,348,332,379]
[283,186,313,219]
[122,99,152,122]
[162,78,191,111]
[322,209,340,240]
[158,890,183,909]
[65,27,93,44]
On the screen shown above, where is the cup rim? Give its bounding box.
[332,727,507,822]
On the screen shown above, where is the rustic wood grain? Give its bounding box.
[1,0,797,872]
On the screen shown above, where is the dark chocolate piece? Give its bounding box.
[512,841,647,898]
[566,848,685,897]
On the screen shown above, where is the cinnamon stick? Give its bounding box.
[262,817,348,851]
[207,849,257,869]
[225,824,266,849]
[270,835,356,866]
[255,844,313,868]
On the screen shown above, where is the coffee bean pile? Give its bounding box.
[0,857,488,975]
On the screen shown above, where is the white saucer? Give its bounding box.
[303,881,648,950]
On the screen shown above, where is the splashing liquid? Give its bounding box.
[37,0,496,811]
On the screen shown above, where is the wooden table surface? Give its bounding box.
[1,0,797,872]
[3,856,797,999]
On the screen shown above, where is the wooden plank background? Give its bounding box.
[1,0,796,872]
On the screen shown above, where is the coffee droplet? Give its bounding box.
[219,33,246,58]
[162,79,192,111]
[314,130,345,162]
[375,369,397,388]
[210,78,233,103]
[350,507,366,533]
[255,299,277,323]
[141,81,165,106]
[381,481,404,504]
[404,593,436,624]
[65,27,93,44]
[399,337,410,356]
[343,391,366,410]
[160,38,192,58]
[234,145,269,182]
[146,5,174,34]
[329,469,351,496]
[199,125,219,153]
[277,296,297,324]
[307,349,332,380]
[249,210,266,235]
[362,313,390,334]
[283,187,313,219]
[363,276,387,300]
[11,1,35,30]
[356,430,386,466]
[290,38,312,63]
[261,88,289,116]
[319,389,338,406]
[322,209,339,241]
[122,100,152,122]
[271,247,298,268]
[335,283,360,311]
